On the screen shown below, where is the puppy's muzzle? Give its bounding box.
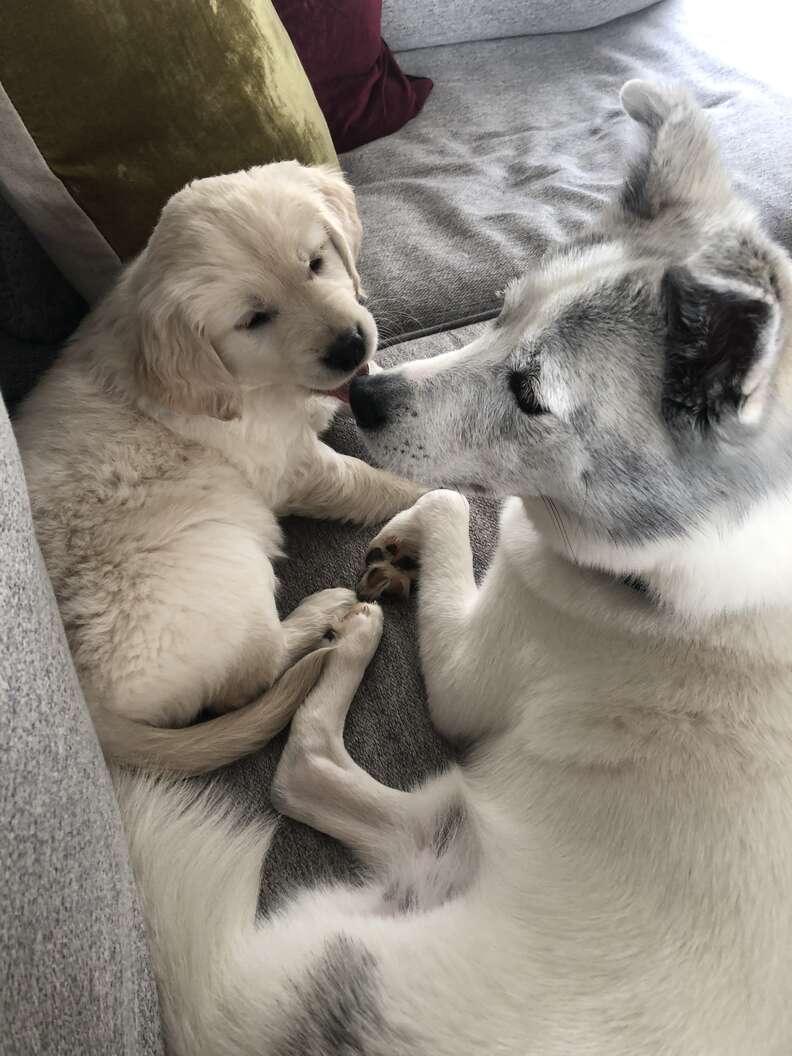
[349,372,409,431]
[322,325,367,374]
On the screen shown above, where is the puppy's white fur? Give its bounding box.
[14,162,423,773]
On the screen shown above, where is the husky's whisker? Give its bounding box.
[544,496,576,564]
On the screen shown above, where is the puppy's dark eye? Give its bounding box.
[239,310,273,330]
[509,370,546,416]
[310,256,323,274]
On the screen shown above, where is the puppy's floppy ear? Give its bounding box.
[662,265,780,430]
[137,304,242,421]
[309,164,365,297]
[618,79,732,220]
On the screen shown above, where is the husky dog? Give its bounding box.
[116,83,792,1054]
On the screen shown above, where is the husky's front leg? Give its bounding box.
[273,602,472,883]
[359,491,482,741]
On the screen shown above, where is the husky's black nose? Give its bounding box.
[323,326,366,373]
[349,371,403,430]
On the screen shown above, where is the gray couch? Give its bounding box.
[3,1,792,1051]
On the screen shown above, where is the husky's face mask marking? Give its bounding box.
[350,81,792,548]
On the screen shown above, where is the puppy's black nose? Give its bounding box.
[349,371,400,430]
[323,326,366,373]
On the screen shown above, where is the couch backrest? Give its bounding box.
[381,0,658,52]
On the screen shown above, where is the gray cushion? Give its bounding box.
[381,0,658,52]
[0,395,162,1056]
[348,0,792,343]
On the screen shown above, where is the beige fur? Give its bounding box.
[14,161,423,774]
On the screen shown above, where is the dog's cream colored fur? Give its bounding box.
[14,162,422,773]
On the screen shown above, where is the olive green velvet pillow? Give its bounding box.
[0,0,336,302]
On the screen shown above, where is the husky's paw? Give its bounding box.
[358,538,419,600]
[271,604,383,821]
[358,508,421,601]
[331,602,384,663]
[357,491,469,600]
[292,587,359,644]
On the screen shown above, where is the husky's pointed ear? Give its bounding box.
[662,266,780,430]
[310,165,365,297]
[136,303,242,421]
[619,80,732,220]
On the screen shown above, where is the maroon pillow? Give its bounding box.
[273,0,432,152]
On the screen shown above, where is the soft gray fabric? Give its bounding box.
[212,322,494,907]
[381,0,658,52]
[348,0,792,343]
[0,396,162,1055]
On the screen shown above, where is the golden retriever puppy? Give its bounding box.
[14,162,423,773]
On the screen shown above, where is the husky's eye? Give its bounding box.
[509,370,546,415]
[309,256,324,274]
[238,309,274,330]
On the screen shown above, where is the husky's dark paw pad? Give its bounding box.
[357,536,419,601]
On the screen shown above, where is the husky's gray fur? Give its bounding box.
[352,82,792,554]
